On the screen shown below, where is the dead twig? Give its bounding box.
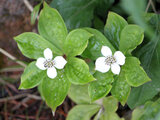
[0,94,28,102]
[145,0,152,12]
[27,94,42,100]
[0,93,41,102]
[0,78,19,93]
[96,107,104,120]
[36,101,44,120]
[145,0,157,13]
[150,0,157,13]
[0,67,24,72]
[0,48,26,67]
[4,86,28,108]
[12,97,30,111]
[0,112,47,120]
[23,0,33,12]
[56,108,67,117]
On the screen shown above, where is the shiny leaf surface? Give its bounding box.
[14,32,62,59]
[104,12,128,49]
[67,105,100,120]
[65,57,95,85]
[38,2,68,50]
[42,69,71,110]
[124,57,150,87]
[82,28,115,60]
[19,62,45,89]
[64,29,92,57]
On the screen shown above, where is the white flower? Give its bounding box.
[36,48,67,79]
[95,46,125,75]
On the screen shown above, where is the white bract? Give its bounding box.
[95,46,125,75]
[36,48,67,79]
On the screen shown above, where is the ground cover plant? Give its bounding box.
[0,0,160,119]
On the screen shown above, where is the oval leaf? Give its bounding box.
[42,69,71,110]
[111,70,131,106]
[88,71,114,102]
[104,12,128,49]
[103,96,118,113]
[94,112,124,120]
[68,84,90,104]
[19,61,45,89]
[67,105,100,120]
[38,2,68,50]
[123,57,151,87]
[14,32,62,59]
[88,80,112,102]
[94,71,114,84]
[65,57,95,85]
[119,25,144,55]
[64,29,93,57]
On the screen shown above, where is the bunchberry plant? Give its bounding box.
[14,2,94,110]
[14,2,151,114]
[81,12,150,104]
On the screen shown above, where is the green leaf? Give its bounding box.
[31,3,41,25]
[131,107,144,120]
[38,2,68,50]
[88,80,112,102]
[132,98,160,120]
[68,84,90,104]
[65,57,95,85]
[64,29,93,57]
[111,70,131,105]
[122,0,147,30]
[50,0,114,31]
[127,15,160,109]
[67,105,100,120]
[14,32,62,59]
[82,28,115,60]
[19,61,45,89]
[104,12,128,49]
[87,60,96,75]
[38,82,45,100]
[94,71,114,84]
[94,0,114,18]
[93,16,104,32]
[103,96,118,113]
[50,0,97,31]
[94,112,123,120]
[124,57,150,87]
[127,13,156,25]
[41,69,71,110]
[119,25,144,55]
[88,71,113,102]
[94,96,124,120]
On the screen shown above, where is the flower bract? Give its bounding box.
[36,48,67,79]
[95,46,125,75]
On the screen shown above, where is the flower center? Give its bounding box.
[43,59,55,68]
[105,56,116,65]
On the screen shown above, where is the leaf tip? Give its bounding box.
[120,101,126,106]
[13,36,19,42]
[18,84,25,90]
